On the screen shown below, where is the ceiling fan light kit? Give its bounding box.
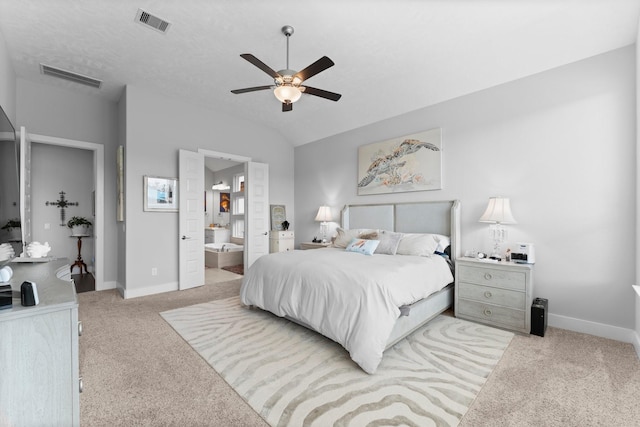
[231,25,341,112]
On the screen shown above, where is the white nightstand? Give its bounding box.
[300,241,332,250]
[455,257,534,334]
[269,230,294,253]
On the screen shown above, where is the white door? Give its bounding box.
[179,149,204,290]
[244,161,269,268]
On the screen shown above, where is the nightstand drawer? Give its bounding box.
[457,282,525,309]
[457,299,525,330]
[458,265,526,291]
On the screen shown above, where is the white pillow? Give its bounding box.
[332,228,377,248]
[396,233,439,256]
[431,234,451,253]
[345,238,380,256]
[374,230,403,255]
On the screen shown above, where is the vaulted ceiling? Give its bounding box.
[0,1,638,146]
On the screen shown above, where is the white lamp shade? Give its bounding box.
[274,85,302,103]
[478,197,517,224]
[315,206,332,222]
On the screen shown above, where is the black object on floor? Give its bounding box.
[72,273,95,293]
[531,297,548,337]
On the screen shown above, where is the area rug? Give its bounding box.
[161,296,513,427]
[221,264,244,275]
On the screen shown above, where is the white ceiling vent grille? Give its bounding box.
[40,64,102,89]
[135,9,171,33]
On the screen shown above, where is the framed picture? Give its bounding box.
[270,204,286,231]
[143,176,178,212]
[357,128,442,195]
[219,192,230,212]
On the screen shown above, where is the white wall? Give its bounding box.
[295,46,636,333]
[122,85,294,297]
[16,79,119,285]
[0,29,16,122]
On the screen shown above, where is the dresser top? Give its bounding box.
[0,258,76,320]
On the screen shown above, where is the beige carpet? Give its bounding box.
[78,278,640,426]
[161,297,513,426]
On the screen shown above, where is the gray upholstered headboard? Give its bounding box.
[341,200,460,262]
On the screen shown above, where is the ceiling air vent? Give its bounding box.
[40,64,102,89]
[135,9,171,34]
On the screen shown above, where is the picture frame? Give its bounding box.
[143,176,178,212]
[357,128,442,195]
[219,192,230,212]
[270,204,286,231]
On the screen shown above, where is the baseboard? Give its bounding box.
[549,313,636,345]
[121,281,179,299]
[97,280,116,291]
[632,330,640,359]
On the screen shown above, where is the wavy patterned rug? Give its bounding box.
[161,296,513,427]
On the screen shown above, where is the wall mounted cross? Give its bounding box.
[46,191,79,226]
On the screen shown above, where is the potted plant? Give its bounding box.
[1,218,21,241]
[67,216,92,236]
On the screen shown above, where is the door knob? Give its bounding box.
[181,236,191,240]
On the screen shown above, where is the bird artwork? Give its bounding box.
[357,131,442,194]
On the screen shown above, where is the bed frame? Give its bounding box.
[341,200,460,349]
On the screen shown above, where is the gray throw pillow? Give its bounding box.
[374,230,403,255]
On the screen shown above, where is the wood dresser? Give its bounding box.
[455,257,534,334]
[0,258,80,426]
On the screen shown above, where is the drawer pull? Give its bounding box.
[483,308,492,317]
[484,273,493,280]
[79,377,84,393]
[78,321,83,336]
[484,291,492,299]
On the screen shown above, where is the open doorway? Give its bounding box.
[23,130,104,291]
[204,156,245,283]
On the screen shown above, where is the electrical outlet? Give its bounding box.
[151,268,158,276]
[44,223,50,230]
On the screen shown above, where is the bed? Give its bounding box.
[240,200,460,374]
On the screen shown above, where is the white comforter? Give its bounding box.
[239,248,454,374]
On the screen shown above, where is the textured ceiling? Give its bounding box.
[0,0,638,147]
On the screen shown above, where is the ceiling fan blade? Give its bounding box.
[240,54,280,79]
[294,56,335,82]
[231,85,272,94]
[302,86,342,102]
[282,102,293,112]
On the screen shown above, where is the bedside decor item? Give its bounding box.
[357,128,442,195]
[143,176,178,212]
[270,205,286,231]
[314,206,332,243]
[478,196,517,261]
[281,220,290,230]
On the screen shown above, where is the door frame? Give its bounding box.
[27,132,105,290]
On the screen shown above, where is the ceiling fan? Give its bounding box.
[231,25,342,112]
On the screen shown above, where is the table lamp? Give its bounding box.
[314,206,332,243]
[478,197,517,260]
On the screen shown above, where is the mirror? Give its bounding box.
[0,105,19,255]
